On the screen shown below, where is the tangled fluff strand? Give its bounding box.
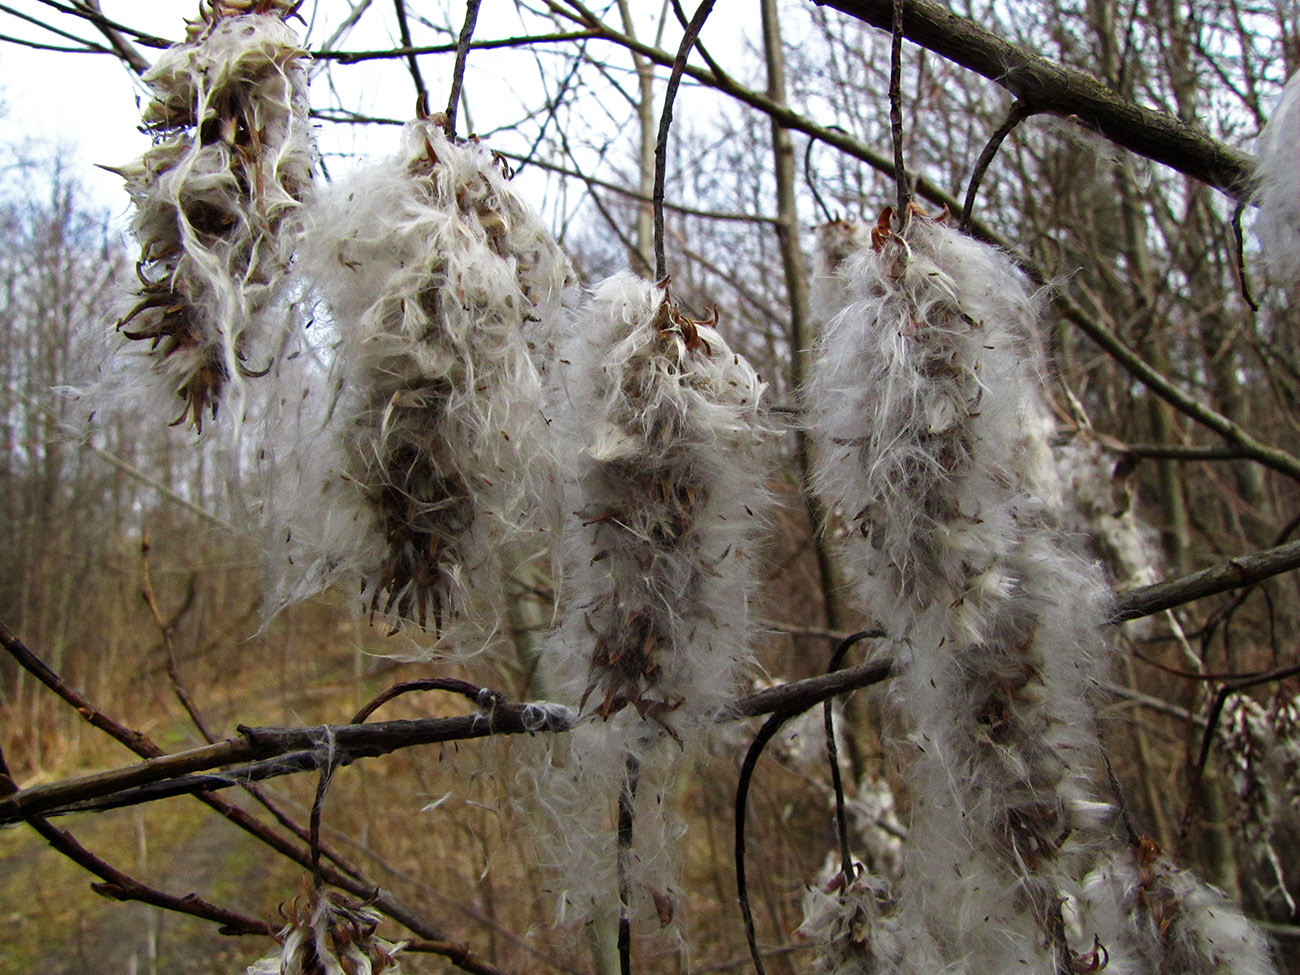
[272,119,570,637]
[805,210,1275,974]
[111,0,313,434]
[527,272,772,929]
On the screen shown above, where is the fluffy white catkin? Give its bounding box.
[109,0,313,434]
[1080,841,1277,975]
[1254,72,1300,286]
[268,118,571,638]
[526,272,772,929]
[805,210,1276,974]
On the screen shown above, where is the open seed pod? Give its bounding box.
[523,272,773,930]
[111,0,312,433]
[806,208,1277,973]
[270,118,570,641]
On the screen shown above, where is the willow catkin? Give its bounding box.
[110,0,312,434]
[804,209,1275,973]
[1253,72,1300,286]
[525,272,772,929]
[268,119,571,639]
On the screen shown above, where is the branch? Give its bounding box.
[28,816,269,935]
[11,531,1300,822]
[818,0,1254,200]
[1111,538,1300,622]
[444,0,483,134]
[391,0,427,109]
[29,0,170,49]
[75,0,149,73]
[313,31,597,63]
[546,3,1300,480]
[0,659,901,825]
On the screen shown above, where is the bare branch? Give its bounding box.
[313,31,596,63]
[444,0,483,135]
[653,0,716,281]
[1112,539,1300,623]
[391,0,427,109]
[820,0,1254,199]
[75,0,150,73]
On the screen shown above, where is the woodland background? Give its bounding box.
[0,0,1298,972]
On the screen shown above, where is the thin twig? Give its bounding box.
[804,128,849,224]
[617,755,641,975]
[30,0,171,48]
[391,0,427,111]
[309,737,337,888]
[315,30,595,62]
[75,0,149,72]
[961,99,1034,230]
[1231,201,1260,312]
[141,534,215,743]
[444,0,483,135]
[351,677,503,724]
[735,711,788,975]
[888,0,909,224]
[30,815,269,935]
[653,0,716,281]
[823,632,877,882]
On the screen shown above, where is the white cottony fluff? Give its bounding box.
[1253,71,1300,285]
[806,210,1277,974]
[528,271,772,928]
[267,119,571,637]
[1080,843,1276,975]
[549,271,770,730]
[811,219,872,328]
[109,1,313,434]
[1053,429,1161,592]
[808,210,1061,644]
[245,889,403,975]
[798,870,909,974]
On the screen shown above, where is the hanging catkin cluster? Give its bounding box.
[245,889,404,975]
[804,209,1276,974]
[271,118,570,636]
[1216,693,1300,924]
[1253,72,1300,286]
[528,272,772,928]
[111,0,312,433]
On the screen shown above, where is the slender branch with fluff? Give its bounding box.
[804,207,1277,974]
[525,272,772,932]
[270,115,571,637]
[107,0,313,434]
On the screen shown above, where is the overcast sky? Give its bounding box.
[0,0,725,234]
